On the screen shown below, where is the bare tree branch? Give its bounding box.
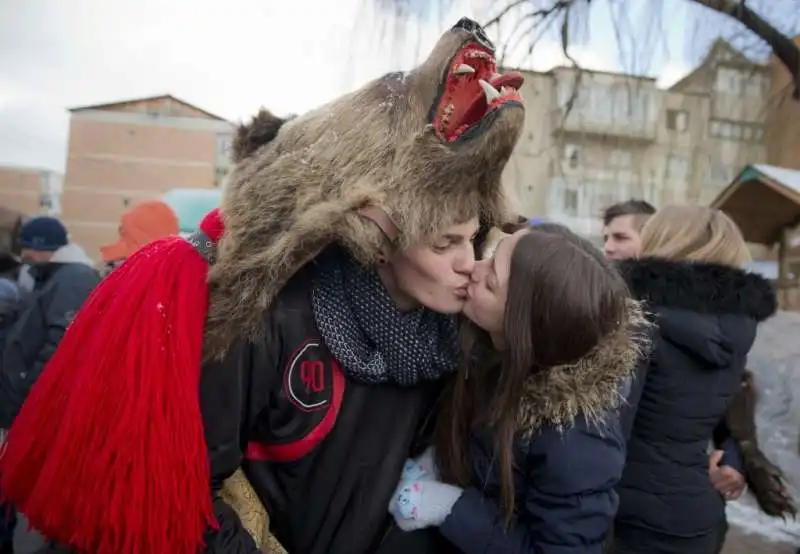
[691,0,800,97]
[485,0,575,30]
[558,2,585,120]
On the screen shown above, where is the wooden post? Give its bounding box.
[777,226,790,308]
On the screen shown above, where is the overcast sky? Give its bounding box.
[0,0,698,173]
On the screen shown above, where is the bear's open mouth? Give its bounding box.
[431,42,524,143]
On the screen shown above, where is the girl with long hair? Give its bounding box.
[387,223,647,553]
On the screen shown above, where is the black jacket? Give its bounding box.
[436,300,646,554]
[0,244,99,428]
[614,258,776,550]
[0,278,22,354]
[200,265,442,554]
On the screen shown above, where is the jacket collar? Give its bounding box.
[618,257,777,322]
[516,299,649,437]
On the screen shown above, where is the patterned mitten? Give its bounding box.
[400,446,438,482]
[389,479,463,531]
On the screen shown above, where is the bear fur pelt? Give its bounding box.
[205,18,526,358]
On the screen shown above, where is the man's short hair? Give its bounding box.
[602,200,656,229]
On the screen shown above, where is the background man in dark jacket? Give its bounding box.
[0,217,99,429]
[0,270,21,554]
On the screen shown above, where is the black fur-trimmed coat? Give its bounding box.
[613,258,777,553]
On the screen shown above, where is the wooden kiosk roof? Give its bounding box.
[710,164,800,245]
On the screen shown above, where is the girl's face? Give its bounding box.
[462,229,527,342]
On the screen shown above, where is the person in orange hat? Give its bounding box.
[100,200,179,273]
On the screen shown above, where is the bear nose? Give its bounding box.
[452,17,495,52]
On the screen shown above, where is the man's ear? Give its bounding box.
[375,245,390,266]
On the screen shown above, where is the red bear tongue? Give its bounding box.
[490,71,524,90]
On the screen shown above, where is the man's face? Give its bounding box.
[603,215,642,261]
[19,248,53,265]
[382,218,480,314]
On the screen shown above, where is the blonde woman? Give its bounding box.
[611,206,778,554]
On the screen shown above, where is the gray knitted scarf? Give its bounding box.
[311,250,459,386]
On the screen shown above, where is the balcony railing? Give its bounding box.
[551,108,657,142]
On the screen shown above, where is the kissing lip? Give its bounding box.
[454,285,470,298]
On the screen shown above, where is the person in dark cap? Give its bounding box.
[0,217,100,429]
[0,268,21,554]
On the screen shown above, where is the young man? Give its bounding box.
[0,17,526,554]
[601,200,656,261]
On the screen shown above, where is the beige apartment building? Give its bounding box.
[765,34,800,170]
[61,94,236,259]
[0,165,62,217]
[504,39,769,240]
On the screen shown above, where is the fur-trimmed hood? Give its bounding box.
[517,299,650,436]
[618,257,777,322]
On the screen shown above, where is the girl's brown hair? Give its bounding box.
[435,224,630,524]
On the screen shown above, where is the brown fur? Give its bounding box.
[231,109,294,163]
[725,371,796,519]
[517,299,650,436]
[205,24,525,358]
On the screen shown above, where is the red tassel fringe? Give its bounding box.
[0,233,216,554]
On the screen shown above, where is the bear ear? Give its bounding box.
[232,108,295,163]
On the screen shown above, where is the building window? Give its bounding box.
[715,67,743,95]
[214,167,228,188]
[593,193,617,214]
[708,163,731,185]
[563,189,579,215]
[216,134,232,156]
[215,134,234,169]
[588,84,613,123]
[709,120,732,140]
[746,124,765,143]
[609,149,632,168]
[666,155,688,180]
[563,143,582,169]
[709,119,764,142]
[557,78,590,111]
[666,109,689,132]
[744,73,768,98]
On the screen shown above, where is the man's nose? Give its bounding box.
[455,246,476,275]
